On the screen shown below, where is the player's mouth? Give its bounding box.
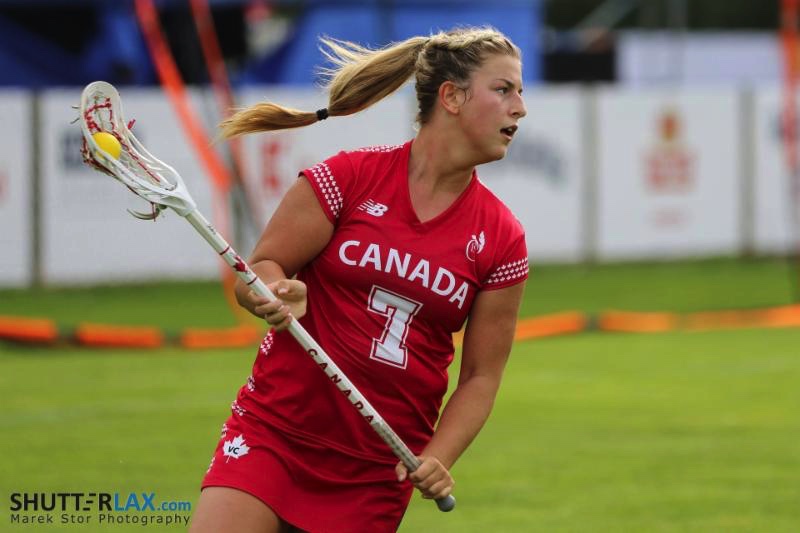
[500,125,518,141]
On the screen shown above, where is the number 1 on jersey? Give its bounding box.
[367,286,422,369]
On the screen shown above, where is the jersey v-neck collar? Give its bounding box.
[398,140,478,230]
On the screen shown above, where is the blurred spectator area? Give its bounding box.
[543,0,779,83]
[0,0,542,87]
[0,0,782,88]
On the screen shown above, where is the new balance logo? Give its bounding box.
[358,199,389,217]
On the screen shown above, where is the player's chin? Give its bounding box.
[483,144,509,163]
[472,138,510,165]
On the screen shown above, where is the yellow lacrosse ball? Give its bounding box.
[92,132,121,159]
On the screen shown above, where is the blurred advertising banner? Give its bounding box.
[481,88,584,262]
[753,86,798,254]
[596,88,741,260]
[0,91,32,287]
[40,88,218,284]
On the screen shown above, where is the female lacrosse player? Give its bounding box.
[191,26,528,533]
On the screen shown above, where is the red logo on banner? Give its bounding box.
[261,139,284,199]
[644,109,695,193]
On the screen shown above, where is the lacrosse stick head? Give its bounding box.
[79,81,197,218]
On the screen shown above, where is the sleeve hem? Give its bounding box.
[299,171,337,225]
[479,273,529,291]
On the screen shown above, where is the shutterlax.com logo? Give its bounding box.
[8,491,192,527]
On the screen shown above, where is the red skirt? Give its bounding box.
[201,413,414,532]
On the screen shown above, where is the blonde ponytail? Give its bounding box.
[219,36,427,138]
[320,36,428,117]
[219,103,318,138]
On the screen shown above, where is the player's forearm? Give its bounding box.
[421,374,501,469]
[234,259,289,315]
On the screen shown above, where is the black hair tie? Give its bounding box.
[316,108,329,121]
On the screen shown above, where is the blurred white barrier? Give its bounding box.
[596,87,742,259]
[0,91,32,287]
[2,84,797,287]
[754,87,797,255]
[39,88,218,285]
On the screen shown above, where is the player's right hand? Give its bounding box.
[249,279,307,331]
[396,456,454,501]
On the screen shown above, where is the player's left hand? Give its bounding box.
[395,456,454,500]
[249,279,307,331]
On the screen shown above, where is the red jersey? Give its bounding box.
[234,140,528,479]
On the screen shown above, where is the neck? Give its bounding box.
[409,125,476,192]
[406,126,477,223]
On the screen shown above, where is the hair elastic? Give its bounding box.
[316,108,329,121]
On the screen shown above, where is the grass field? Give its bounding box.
[2,257,799,531]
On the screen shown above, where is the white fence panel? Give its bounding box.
[0,91,32,287]
[596,88,742,260]
[40,88,219,284]
[753,86,798,254]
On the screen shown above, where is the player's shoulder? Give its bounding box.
[352,143,408,155]
[339,142,409,165]
[327,142,410,183]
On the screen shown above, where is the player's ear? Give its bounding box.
[439,81,466,115]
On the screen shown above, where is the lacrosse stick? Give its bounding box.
[78,81,456,513]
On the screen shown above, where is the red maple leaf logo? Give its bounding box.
[233,256,247,273]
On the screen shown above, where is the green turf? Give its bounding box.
[2,329,799,532]
[2,258,799,531]
[0,281,240,329]
[0,257,796,329]
[519,256,797,316]
[402,329,800,532]
[0,345,248,531]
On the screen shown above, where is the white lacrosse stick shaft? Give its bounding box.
[79,81,455,513]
